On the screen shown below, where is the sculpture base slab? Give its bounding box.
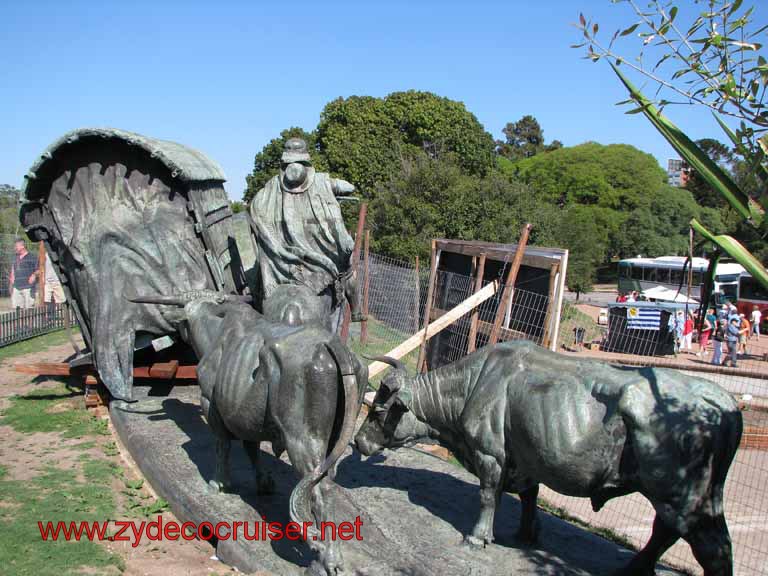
[110,383,684,576]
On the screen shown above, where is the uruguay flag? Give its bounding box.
[627,307,662,330]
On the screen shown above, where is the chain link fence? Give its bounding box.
[348,250,768,576]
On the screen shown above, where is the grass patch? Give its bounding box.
[0,382,123,575]
[557,302,605,350]
[0,328,79,363]
[349,318,420,387]
[0,464,123,576]
[1,384,108,439]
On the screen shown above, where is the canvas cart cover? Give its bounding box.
[19,128,247,400]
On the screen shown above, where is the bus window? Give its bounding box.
[716,273,741,284]
[656,268,670,283]
[632,266,643,280]
[670,269,683,286]
[692,271,703,285]
[619,263,632,279]
[720,284,738,301]
[740,276,768,301]
[645,268,657,282]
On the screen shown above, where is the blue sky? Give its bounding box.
[1,0,760,199]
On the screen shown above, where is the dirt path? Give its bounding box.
[0,339,233,576]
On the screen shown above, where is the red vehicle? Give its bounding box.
[737,274,768,332]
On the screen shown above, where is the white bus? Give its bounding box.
[617,256,744,301]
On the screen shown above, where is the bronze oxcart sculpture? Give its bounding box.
[356,340,742,576]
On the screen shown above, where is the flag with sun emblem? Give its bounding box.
[627,306,661,330]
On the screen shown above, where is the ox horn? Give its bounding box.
[128,295,188,307]
[129,292,253,307]
[365,355,407,373]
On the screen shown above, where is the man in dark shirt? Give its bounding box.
[10,239,38,309]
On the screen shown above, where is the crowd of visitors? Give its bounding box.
[674,302,762,368]
[616,291,640,303]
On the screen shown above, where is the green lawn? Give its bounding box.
[348,317,420,387]
[0,380,167,575]
[0,384,123,575]
[0,328,79,363]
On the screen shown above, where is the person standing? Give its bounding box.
[673,310,684,355]
[43,256,66,318]
[697,308,714,357]
[712,319,725,366]
[682,312,694,353]
[725,316,741,367]
[739,314,750,356]
[9,239,38,310]
[751,305,762,341]
[718,303,729,323]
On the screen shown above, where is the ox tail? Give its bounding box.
[288,337,360,535]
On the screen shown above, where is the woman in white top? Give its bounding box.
[751,306,762,340]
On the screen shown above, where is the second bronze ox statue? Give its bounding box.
[135,287,367,576]
[356,340,742,576]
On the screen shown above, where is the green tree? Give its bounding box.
[497,115,562,160]
[316,91,496,194]
[560,206,610,297]
[616,185,724,258]
[509,142,669,212]
[508,142,676,262]
[244,127,321,203]
[0,184,20,235]
[370,155,543,261]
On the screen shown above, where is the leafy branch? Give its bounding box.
[574,0,768,153]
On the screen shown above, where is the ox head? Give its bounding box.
[355,356,423,456]
[129,291,253,357]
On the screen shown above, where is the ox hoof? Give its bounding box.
[208,479,229,494]
[462,534,488,549]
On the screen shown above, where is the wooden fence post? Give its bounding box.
[417,240,440,373]
[36,243,46,307]
[340,202,368,343]
[466,253,487,353]
[413,256,420,334]
[360,230,371,345]
[488,224,532,346]
[541,263,560,349]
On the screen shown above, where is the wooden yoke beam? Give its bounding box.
[367,280,499,379]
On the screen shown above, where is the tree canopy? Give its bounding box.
[369,155,554,261]
[316,91,496,194]
[509,142,669,211]
[505,142,724,288]
[496,115,562,161]
[0,184,20,236]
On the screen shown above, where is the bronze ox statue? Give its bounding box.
[134,287,367,576]
[355,340,742,576]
